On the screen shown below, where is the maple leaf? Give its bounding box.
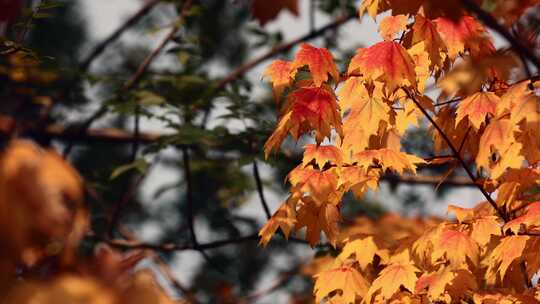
[484,236,529,284]
[379,15,408,41]
[264,86,342,157]
[518,128,540,165]
[354,148,426,175]
[288,165,338,204]
[291,43,339,87]
[348,41,416,93]
[447,204,475,223]
[337,237,379,269]
[344,95,389,142]
[263,60,295,101]
[296,197,341,246]
[314,265,369,304]
[415,269,456,301]
[431,229,480,269]
[434,15,493,59]
[302,144,343,169]
[504,202,540,234]
[258,196,298,247]
[337,166,380,198]
[340,82,390,154]
[365,250,419,303]
[438,53,519,98]
[455,92,499,130]
[407,42,431,94]
[406,15,446,70]
[0,140,86,266]
[337,76,369,113]
[470,216,502,247]
[476,119,524,179]
[498,81,540,125]
[251,0,298,26]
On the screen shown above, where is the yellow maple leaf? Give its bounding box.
[365,250,419,303]
[258,196,298,247]
[337,237,379,269]
[354,148,426,175]
[484,235,529,285]
[470,216,502,247]
[314,265,369,304]
[337,76,369,113]
[302,144,343,169]
[476,119,524,179]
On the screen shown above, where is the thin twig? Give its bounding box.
[181,147,197,245]
[107,158,158,238]
[253,160,272,219]
[79,0,162,72]
[405,88,508,221]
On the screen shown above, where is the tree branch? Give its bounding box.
[405,88,508,221]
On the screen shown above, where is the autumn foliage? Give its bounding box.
[1,0,540,303]
[261,0,540,303]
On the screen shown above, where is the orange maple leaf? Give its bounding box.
[406,15,446,70]
[296,197,341,246]
[379,15,408,41]
[258,196,298,247]
[264,86,342,157]
[263,59,295,101]
[348,41,416,93]
[431,228,480,269]
[354,148,426,175]
[504,202,540,234]
[291,43,339,87]
[484,235,529,284]
[288,165,339,204]
[302,144,343,169]
[434,15,493,59]
[455,92,499,130]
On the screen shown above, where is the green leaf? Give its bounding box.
[110,158,149,180]
[136,90,166,106]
